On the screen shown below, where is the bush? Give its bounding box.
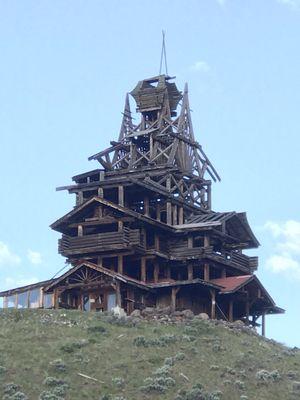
[60,339,88,353]
[49,359,66,372]
[174,352,185,361]
[111,377,125,388]
[0,366,7,374]
[255,369,281,384]
[43,377,67,387]
[3,383,20,395]
[87,325,107,334]
[39,391,64,400]
[3,392,28,400]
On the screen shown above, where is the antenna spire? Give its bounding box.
[159,30,168,75]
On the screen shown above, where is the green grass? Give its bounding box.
[0,309,299,399]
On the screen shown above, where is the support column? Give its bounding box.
[166,201,172,225]
[116,281,121,307]
[173,205,178,225]
[54,289,59,309]
[171,287,180,311]
[78,224,83,237]
[262,311,266,337]
[156,203,161,221]
[204,263,210,281]
[154,262,159,283]
[144,196,150,217]
[187,236,193,249]
[178,206,184,225]
[141,257,146,282]
[245,300,250,325]
[118,255,123,275]
[118,220,124,231]
[98,187,104,197]
[97,256,103,267]
[118,185,124,206]
[188,264,193,280]
[228,299,233,322]
[204,235,210,248]
[210,289,216,319]
[154,234,160,251]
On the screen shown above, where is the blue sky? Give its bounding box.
[0,0,300,346]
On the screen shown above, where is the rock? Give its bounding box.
[130,309,141,318]
[156,306,172,315]
[141,307,155,316]
[172,310,184,317]
[182,309,194,319]
[196,313,209,320]
[112,306,126,318]
[232,320,244,327]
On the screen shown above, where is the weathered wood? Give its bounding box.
[210,289,216,319]
[141,257,146,282]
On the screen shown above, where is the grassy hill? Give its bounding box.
[0,310,299,400]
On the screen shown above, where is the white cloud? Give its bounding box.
[190,61,210,73]
[0,242,21,266]
[27,249,42,265]
[277,0,300,9]
[4,276,39,289]
[264,220,300,280]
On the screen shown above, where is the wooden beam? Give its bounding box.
[78,224,83,237]
[156,203,161,221]
[154,234,160,251]
[204,235,210,248]
[173,205,178,225]
[116,281,121,307]
[98,187,104,197]
[166,201,172,225]
[210,289,216,319]
[245,300,250,325]
[187,236,193,249]
[171,287,180,311]
[204,263,210,281]
[144,196,150,217]
[54,288,59,309]
[154,262,159,283]
[118,185,124,206]
[221,268,226,278]
[141,257,146,282]
[118,255,123,275]
[228,299,233,322]
[262,311,266,337]
[178,206,184,224]
[188,264,193,280]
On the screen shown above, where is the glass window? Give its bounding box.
[29,289,40,308]
[43,293,53,309]
[7,295,16,308]
[107,293,116,311]
[83,294,90,311]
[17,292,28,308]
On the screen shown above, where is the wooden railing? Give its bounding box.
[58,228,142,256]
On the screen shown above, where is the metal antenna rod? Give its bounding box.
[159,30,168,75]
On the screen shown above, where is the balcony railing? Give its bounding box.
[58,228,143,257]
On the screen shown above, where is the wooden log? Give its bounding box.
[118,185,124,206]
[210,289,216,319]
[171,287,180,311]
[188,264,193,280]
[141,257,146,282]
[167,201,172,225]
[187,236,193,249]
[144,196,150,217]
[204,263,210,281]
[228,299,233,322]
[98,187,104,197]
[116,281,121,307]
[78,224,83,237]
[118,255,123,274]
[178,206,184,224]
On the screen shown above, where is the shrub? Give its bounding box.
[43,377,67,387]
[87,325,107,334]
[0,366,7,374]
[3,383,20,395]
[164,357,174,366]
[3,392,28,400]
[111,377,125,388]
[39,391,64,400]
[153,365,172,376]
[234,380,245,390]
[255,369,281,384]
[60,339,88,353]
[49,359,66,372]
[174,352,185,361]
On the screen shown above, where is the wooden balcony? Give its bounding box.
[169,245,258,272]
[58,228,143,257]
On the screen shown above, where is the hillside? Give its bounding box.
[0,310,299,400]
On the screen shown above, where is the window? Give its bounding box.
[18,292,28,308]
[43,293,53,309]
[83,295,90,311]
[7,295,16,308]
[29,289,40,308]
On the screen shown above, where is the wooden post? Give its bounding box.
[210,289,216,319]
[14,293,18,309]
[118,220,124,231]
[154,262,159,283]
[187,236,193,249]
[204,235,210,248]
[144,196,150,216]
[78,224,83,237]
[228,299,233,322]
[173,205,178,225]
[154,234,160,251]
[221,268,226,278]
[178,206,184,225]
[116,281,121,307]
[166,266,171,279]
[245,300,250,325]
[166,201,172,225]
[118,185,124,206]
[141,257,146,282]
[171,287,180,311]
[156,203,161,221]
[204,263,210,281]
[54,289,59,309]
[3,296,8,309]
[97,256,103,267]
[118,255,123,275]
[188,264,193,280]
[98,187,104,197]
[262,311,266,337]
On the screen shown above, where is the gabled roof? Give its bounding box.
[44,261,150,292]
[210,275,253,294]
[0,278,55,297]
[50,196,174,233]
[186,211,259,249]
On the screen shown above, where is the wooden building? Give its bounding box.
[0,74,283,334]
